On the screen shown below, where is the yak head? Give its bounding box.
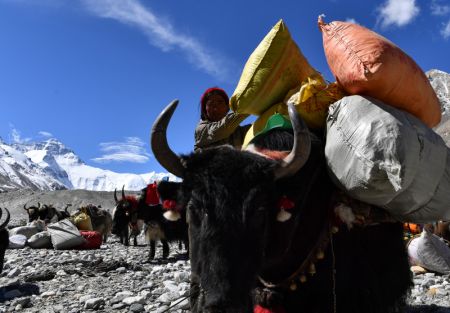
[23,202,42,222]
[0,207,11,274]
[151,101,315,313]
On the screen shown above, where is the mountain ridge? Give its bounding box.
[0,137,175,192]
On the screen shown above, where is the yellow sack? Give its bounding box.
[285,74,347,129]
[72,212,93,231]
[242,76,347,148]
[230,19,317,115]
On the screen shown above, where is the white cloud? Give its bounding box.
[442,20,450,39]
[345,18,359,25]
[8,125,31,144]
[38,131,53,138]
[377,0,420,28]
[431,0,450,16]
[81,0,232,81]
[92,136,151,164]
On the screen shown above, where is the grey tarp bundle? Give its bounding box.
[408,230,450,274]
[8,225,40,239]
[28,231,53,249]
[47,219,86,250]
[325,95,450,223]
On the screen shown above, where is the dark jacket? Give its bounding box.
[194,112,250,151]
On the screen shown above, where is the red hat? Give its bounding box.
[200,87,229,120]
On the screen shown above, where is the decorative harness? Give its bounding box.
[252,147,397,313]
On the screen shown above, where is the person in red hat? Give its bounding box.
[194,87,250,151]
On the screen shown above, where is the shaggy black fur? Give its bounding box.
[166,128,412,313]
[138,184,189,259]
[0,208,10,274]
[111,203,137,246]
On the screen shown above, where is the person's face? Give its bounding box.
[205,94,229,122]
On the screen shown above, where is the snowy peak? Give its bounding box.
[426,69,450,114]
[0,142,67,191]
[0,138,176,192]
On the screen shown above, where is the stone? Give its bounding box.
[84,297,105,310]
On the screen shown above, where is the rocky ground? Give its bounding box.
[1,190,450,312]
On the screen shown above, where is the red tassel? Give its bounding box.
[163,200,178,211]
[277,196,295,210]
[145,183,160,205]
[254,304,286,313]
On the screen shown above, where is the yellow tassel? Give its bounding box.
[163,210,181,221]
[308,263,316,275]
[276,209,292,222]
[316,250,324,260]
[299,275,307,283]
[290,281,297,291]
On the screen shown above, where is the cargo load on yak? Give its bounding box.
[232,17,447,225]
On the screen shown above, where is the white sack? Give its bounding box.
[325,95,449,222]
[28,231,53,249]
[8,226,40,239]
[408,230,450,274]
[9,234,27,249]
[47,219,85,250]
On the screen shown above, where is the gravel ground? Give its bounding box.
[1,190,450,312]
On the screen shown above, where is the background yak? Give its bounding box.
[144,182,188,259]
[24,203,71,223]
[112,187,143,246]
[112,184,188,259]
[151,100,412,313]
[0,207,11,274]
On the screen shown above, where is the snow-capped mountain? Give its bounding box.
[426,69,450,114]
[426,69,450,143]
[0,138,176,192]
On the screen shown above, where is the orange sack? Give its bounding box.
[318,16,441,127]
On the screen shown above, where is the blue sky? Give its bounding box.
[0,0,449,174]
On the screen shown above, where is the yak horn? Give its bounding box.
[114,188,118,203]
[151,99,185,178]
[0,208,10,229]
[24,204,29,211]
[122,185,126,199]
[274,104,311,180]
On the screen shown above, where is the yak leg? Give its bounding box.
[123,228,130,246]
[149,240,156,259]
[178,241,182,250]
[184,239,189,254]
[133,235,138,246]
[162,240,170,259]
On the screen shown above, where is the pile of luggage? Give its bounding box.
[230,16,447,224]
[8,206,105,250]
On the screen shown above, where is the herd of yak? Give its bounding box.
[0,183,189,276]
[0,101,448,312]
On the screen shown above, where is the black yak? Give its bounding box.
[0,207,11,274]
[150,100,412,313]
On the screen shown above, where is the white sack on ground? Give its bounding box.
[47,219,86,250]
[408,230,450,274]
[325,95,449,222]
[8,225,41,239]
[28,231,53,249]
